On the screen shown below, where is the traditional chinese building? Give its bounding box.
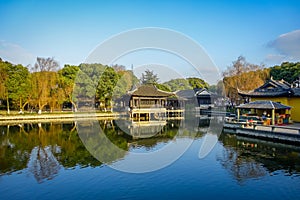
[236,100,291,125]
[127,85,175,121]
[238,78,300,122]
[175,88,223,110]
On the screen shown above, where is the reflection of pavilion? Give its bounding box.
[120,119,167,139]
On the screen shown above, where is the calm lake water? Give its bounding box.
[1,118,300,199]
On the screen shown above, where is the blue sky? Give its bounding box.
[0,0,300,82]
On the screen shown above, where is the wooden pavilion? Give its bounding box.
[127,85,174,121]
[236,100,291,125]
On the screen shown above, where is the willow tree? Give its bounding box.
[222,56,268,104]
[30,57,61,114]
[31,72,57,113]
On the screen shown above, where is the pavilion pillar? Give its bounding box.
[237,108,240,121]
[138,98,141,109]
[272,109,275,125]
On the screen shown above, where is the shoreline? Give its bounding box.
[0,112,123,124]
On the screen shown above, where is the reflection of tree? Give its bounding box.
[78,121,128,164]
[56,123,102,168]
[27,146,60,183]
[26,124,60,183]
[0,122,102,178]
[218,133,268,183]
[217,146,267,183]
[219,133,300,182]
[0,125,33,175]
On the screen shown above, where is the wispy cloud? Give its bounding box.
[0,41,36,66]
[266,30,300,63]
[264,54,287,64]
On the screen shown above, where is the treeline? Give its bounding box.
[0,57,138,113]
[222,56,300,104]
[0,57,210,113]
[139,69,209,92]
[4,55,295,113]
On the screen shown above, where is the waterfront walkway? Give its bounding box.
[242,122,300,134]
[224,121,300,144]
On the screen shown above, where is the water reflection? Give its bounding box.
[218,133,300,183]
[27,146,60,183]
[0,122,102,182]
[1,119,300,183]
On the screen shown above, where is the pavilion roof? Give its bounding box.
[238,78,294,97]
[236,100,291,110]
[129,85,174,97]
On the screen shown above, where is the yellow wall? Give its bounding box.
[251,97,300,122]
[288,97,300,122]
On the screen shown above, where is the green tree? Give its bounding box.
[163,78,192,92]
[0,59,10,113]
[73,63,107,110]
[141,69,159,84]
[58,65,80,111]
[97,67,119,111]
[154,83,171,92]
[270,62,300,83]
[113,70,139,99]
[187,77,209,89]
[6,64,31,111]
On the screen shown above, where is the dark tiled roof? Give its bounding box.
[239,90,290,97]
[292,88,300,97]
[259,79,291,90]
[176,89,196,99]
[238,78,298,97]
[237,100,291,110]
[176,88,220,99]
[129,85,174,97]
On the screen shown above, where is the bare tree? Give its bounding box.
[111,64,126,72]
[223,56,262,77]
[32,57,59,72]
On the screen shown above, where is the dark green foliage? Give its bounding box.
[187,77,209,89]
[163,78,192,91]
[270,62,300,83]
[154,83,171,92]
[6,64,31,109]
